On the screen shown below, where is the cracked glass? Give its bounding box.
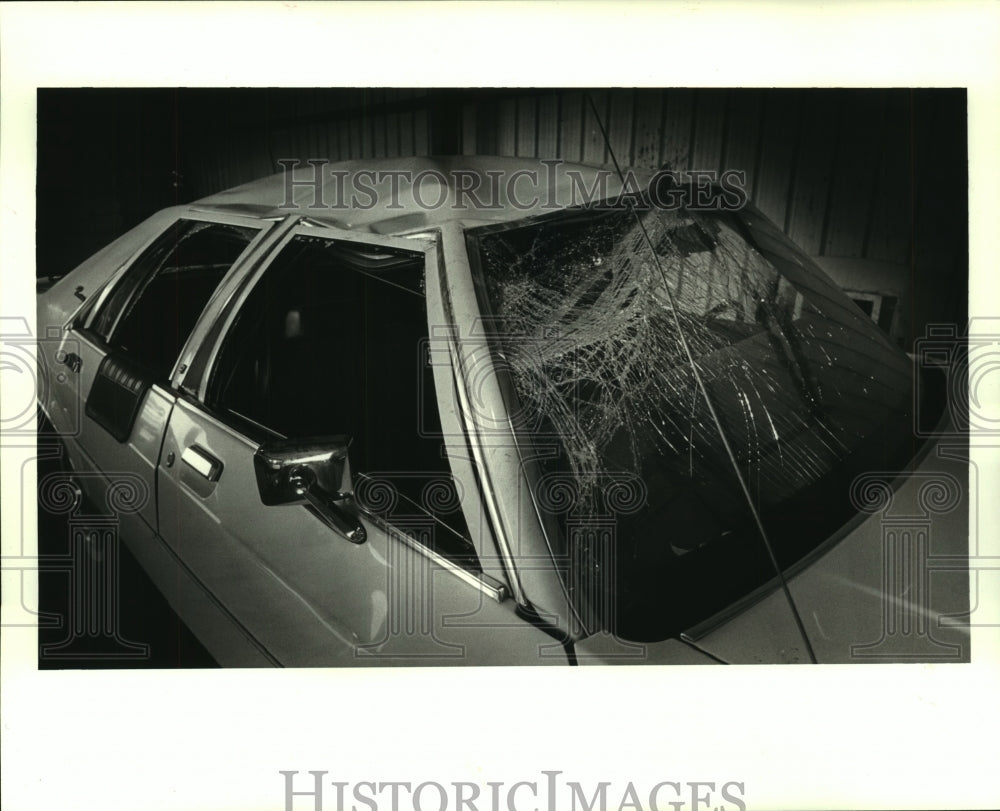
[469,201,925,642]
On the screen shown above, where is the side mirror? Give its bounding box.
[253,435,367,544]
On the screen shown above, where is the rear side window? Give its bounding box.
[90,219,257,379]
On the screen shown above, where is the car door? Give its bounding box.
[155,223,559,667]
[46,212,273,534]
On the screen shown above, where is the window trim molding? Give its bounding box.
[181,223,500,592]
[192,221,434,404]
[75,210,275,385]
[173,390,506,603]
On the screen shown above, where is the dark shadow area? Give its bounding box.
[36,433,218,669]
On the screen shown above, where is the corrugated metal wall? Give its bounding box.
[183,88,965,275]
[185,89,437,197]
[37,88,966,345]
[171,87,966,347]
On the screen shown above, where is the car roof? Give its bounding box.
[192,155,633,235]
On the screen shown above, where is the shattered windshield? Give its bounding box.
[468,202,921,642]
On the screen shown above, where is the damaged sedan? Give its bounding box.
[36,156,970,666]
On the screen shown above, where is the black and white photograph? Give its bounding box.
[31,86,972,669]
[3,4,999,811]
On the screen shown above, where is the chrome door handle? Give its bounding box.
[181,445,223,482]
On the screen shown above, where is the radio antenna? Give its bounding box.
[585,92,818,664]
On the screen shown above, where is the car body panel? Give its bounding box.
[574,633,721,665]
[36,156,970,667]
[40,211,274,530]
[194,155,632,234]
[44,327,172,533]
[683,440,970,664]
[436,220,583,638]
[156,402,565,666]
[143,222,566,667]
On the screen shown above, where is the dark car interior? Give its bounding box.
[84,220,257,444]
[208,235,478,565]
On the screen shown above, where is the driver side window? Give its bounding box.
[208,234,478,568]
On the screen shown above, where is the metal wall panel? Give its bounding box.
[36,87,967,345]
[168,88,969,277]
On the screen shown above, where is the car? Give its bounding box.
[36,155,970,666]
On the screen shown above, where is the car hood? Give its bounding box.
[682,437,971,664]
[575,435,970,665]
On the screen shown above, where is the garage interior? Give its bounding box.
[37,88,968,351]
[34,88,968,667]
